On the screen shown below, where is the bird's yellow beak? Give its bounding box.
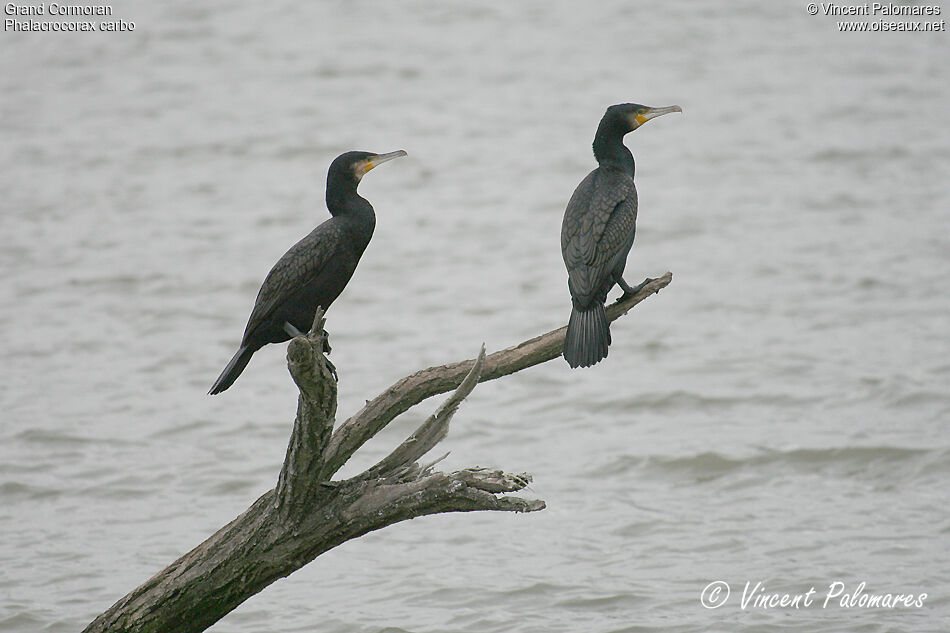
[634,105,683,127]
[361,149,408,175]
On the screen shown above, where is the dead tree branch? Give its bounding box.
[322,272,672,476]
[83,272,671,633]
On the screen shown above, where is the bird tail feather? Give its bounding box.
[563,303,610,368]
[209,345,255,395]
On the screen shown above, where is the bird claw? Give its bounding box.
[618,277,654,302]
[321,332,337,380]
[324,355,338,382]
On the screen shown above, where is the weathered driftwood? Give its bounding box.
[82,272,671,633]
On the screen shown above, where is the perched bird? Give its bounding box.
[209,149,407,394]
[560,103,681,368]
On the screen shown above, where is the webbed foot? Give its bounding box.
[617,276,654,301]
[324,355,338,382]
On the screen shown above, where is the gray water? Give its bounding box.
[2,1,949,631]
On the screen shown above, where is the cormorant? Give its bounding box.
[209,149,407,394]
[560,103,681,368]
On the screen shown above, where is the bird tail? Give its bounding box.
[209,345,255,395]
[563,302,610,368]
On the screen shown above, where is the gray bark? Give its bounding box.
[82,272,671,633]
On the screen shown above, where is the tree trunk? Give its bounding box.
[83,272,672,633]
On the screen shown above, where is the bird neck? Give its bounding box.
[592,121,635,176]
[325,177,376,249]
[325,173,372,219]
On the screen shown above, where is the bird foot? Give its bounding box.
[321,333,336,380]
[619,277,654,301]
[324,355,338,382]
[285,321,337,380]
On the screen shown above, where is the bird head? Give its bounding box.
[330,150,408,185]
[604,103,682,134]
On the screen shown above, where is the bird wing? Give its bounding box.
[241,221,344,342]
[560,168,637,305]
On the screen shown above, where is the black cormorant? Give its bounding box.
[209,149,407,394]
[560,103,681,368]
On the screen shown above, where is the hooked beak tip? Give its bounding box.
[365,150,407,173]
[377,149,407,161]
